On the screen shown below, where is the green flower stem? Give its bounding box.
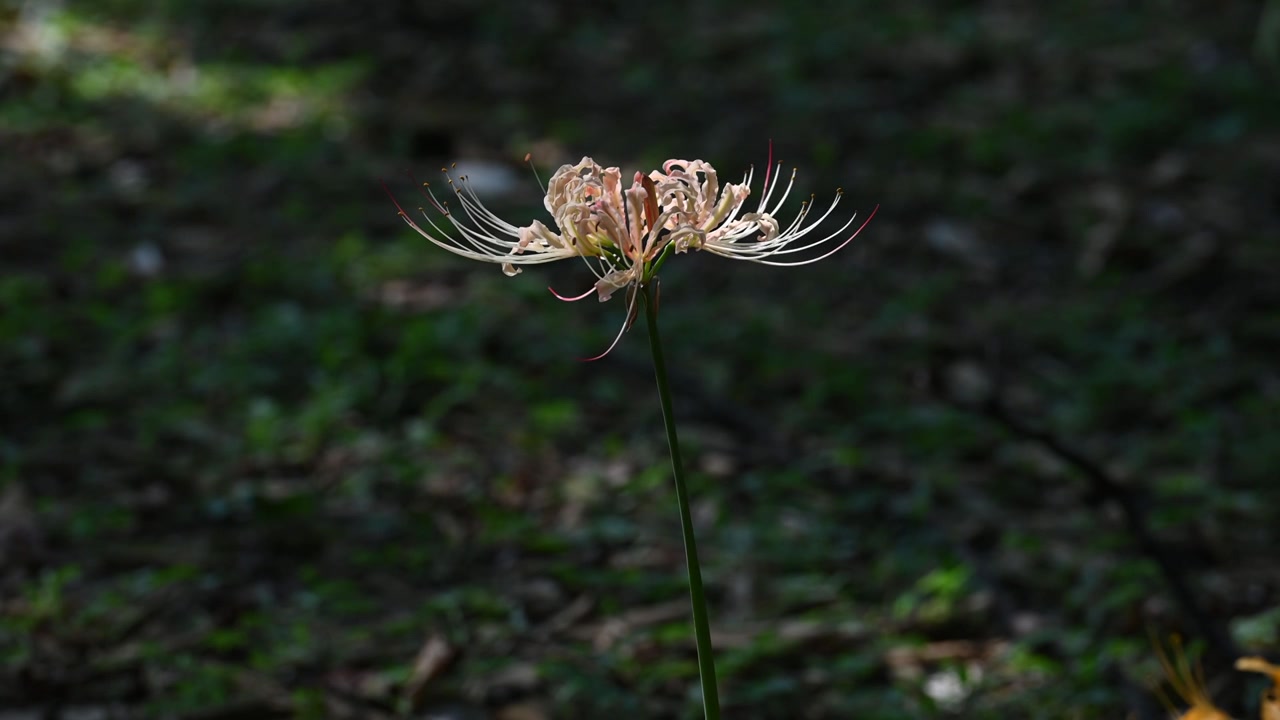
[640,280,721,720]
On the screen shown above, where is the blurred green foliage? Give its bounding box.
[1,0,1278,717]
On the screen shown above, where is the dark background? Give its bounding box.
[3,0,1279,718]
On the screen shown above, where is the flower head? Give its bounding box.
[385,144,877,359]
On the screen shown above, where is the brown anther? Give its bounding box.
[440,167,447,172]
[451,162,457,169]
[524,152,532,162]
[423,181,430,187]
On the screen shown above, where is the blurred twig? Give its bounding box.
[933,372,1240,670]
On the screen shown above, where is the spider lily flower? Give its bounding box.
[384,146,877,359]
[648,151,878,267]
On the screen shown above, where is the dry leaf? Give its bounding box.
[403,634,456,711]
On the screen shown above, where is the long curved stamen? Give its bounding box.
[580,283,640,362]
[747,205,878,267]
[382,180,410,216]
[525,152,546,194]
[387,181,514,263]
[576,251,607,280]
[414,205,515,260]
[725,195,845,256]
[709,205,861,262]
[549,285,597,302]
[405,170,448,214]
[762,167,798,215]
[760,139,774,207]
[453,175,523,236]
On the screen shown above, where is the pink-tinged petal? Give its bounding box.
[595,269,633,302]
[548,284,596,302]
